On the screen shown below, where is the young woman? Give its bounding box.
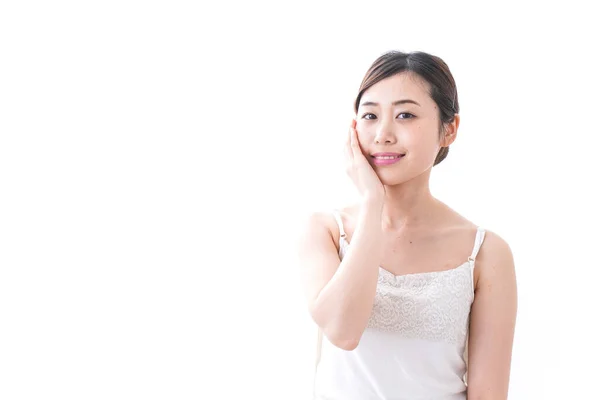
[297,51,518,400]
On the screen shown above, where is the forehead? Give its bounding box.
[361,72,432,106]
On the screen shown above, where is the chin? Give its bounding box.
[378,173,409,187]
[377,167,424,187]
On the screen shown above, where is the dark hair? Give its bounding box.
[354,51,459,166]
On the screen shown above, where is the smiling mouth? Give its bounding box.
[371,154,405,165]
[371,155,403,160]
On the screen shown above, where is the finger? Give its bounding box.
[344,136,352,161]
[347,122,358,157]
[352,128,370,163]
[344,124,353,160]
[350,126,362,157]
[349,123,356,148]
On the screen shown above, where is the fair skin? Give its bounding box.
[297,72,517,399]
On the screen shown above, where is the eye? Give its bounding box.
[361,112,415,120]
[361,113,377,120]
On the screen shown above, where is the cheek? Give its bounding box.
[409,126,440,151]
[355,121,367,135]
[355,126,373,142]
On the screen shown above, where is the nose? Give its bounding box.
[374,117,397,144]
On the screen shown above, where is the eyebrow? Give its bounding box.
[360,99,421,107]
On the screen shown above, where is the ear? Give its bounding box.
[441,114,460,147]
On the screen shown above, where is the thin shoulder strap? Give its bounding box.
[464,227,485,385]
[468,227,486,263]
[464,227,486,386]
[332,209,346,239]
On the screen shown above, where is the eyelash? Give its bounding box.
[361,112,415,120]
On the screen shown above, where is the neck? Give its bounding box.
[380,169,441,231]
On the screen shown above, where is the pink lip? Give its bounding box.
[371,153,405,166]
[372,152,403,157]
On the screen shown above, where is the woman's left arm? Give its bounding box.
[467,231,518,400]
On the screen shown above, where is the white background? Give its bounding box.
[1,1,598,399]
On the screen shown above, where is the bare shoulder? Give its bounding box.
[295,208,350,308]
[438,203,515,285]
[481,229,513,253]
[478,229,514,268]
[467,227,517,398]
[295,208,340,253]
[474,228,516,290]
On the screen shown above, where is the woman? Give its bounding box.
[297,50,518,400]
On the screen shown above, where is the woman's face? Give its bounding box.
[355,72,457,185]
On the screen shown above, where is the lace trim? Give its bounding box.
[340,240,474,345]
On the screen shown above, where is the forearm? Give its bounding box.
[312,198,384,347]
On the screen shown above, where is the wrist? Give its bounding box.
[360,195,384,215]
[361,193,384,207]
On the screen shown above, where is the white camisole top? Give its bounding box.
[313,209,486,400]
